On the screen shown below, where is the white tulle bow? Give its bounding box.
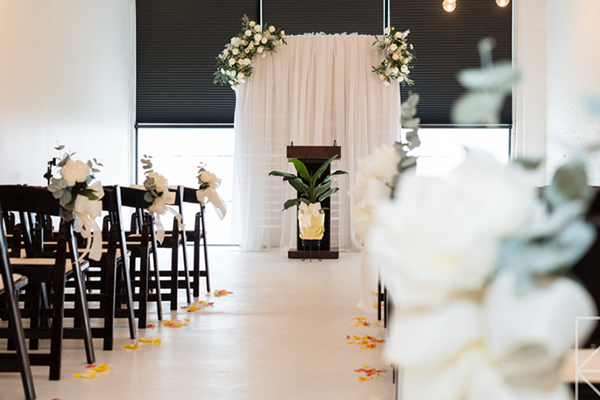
[196,171,227,220]
[298,202,321,227]
[148,189,182,244]
[73,181,104,262]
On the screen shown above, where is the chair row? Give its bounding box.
[0,184,212,400]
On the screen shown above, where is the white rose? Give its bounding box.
[369,150,538,308]
[242,40,248,45]
[269,25,275,33]
[249,21,256,27]
[379,74,385,81]
[254,33,262,42]
[148,172,167,193]
[392,67,399,74]
[248,43,254,50]
[280,30,285,36]
[257,46,264,54]
[244,29,252,37]
[238,72,245,79]
[254,24,261,32]
[261,53,267,58]
[397,76,404,82]
[61,159,90,186]
[384,38,391,45]
[232,48,239,55]
[229,59,235,65]
[392,53,399,60]
[401,64,409,73]
[261,37,268,44]
[223,49,229,57]
[245,48,250,54]
[384,27,390,34]
[410,43,414,50]
[390,43,398,51]
[395,31,402,38]
[383,80,391,86]
[404,29,410,36]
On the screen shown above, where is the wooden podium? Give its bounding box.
[286,145,341,260]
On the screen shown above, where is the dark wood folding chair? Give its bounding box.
[119,186,163,328]
[0,185,95,380]
[181,187,211,296]
[68,186,137,350]
[0,206,36,400]
[146,186,192,310]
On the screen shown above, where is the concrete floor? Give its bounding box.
[0,248,394,400]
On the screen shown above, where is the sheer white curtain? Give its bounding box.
[231,34,400,251]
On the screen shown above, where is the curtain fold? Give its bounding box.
[231,34,400,251]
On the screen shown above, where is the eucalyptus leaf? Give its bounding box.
[544,160,593,210]
[451,91,505,124]
[458,61,519,92]
[513,157,543,171]
[144,192,155,203]
[55,145,65,151]
[60,190,72,207]
[87,160,93,168]
[406,129,421,150]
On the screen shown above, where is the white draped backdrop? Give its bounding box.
[231,34,401,251]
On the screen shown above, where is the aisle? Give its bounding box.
[0,248,394,400]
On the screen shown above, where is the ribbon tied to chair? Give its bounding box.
[74,181,105,262]
[196,171,227,220]
[148,189,182,244]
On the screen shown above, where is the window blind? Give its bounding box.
[391,0,512,125]
[136,0,258,124]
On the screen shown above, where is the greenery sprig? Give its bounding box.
[214,15,286,88]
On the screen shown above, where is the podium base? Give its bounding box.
[288,248,339,260]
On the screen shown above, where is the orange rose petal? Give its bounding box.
[85,364,96,369]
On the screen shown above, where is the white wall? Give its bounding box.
[513,0,547,184]
[0,0,133,185]
[546,0,600,184]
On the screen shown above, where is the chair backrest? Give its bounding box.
[0,185,62,216]
[101,186,129,265]
[0,185,81,262]
[0,204,36,400]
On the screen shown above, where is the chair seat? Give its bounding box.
[9,257,75,272]
[0,273,26,292]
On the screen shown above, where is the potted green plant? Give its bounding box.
[269,155,347,240]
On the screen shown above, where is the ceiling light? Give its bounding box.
[496,0,510,7]
[443,0,457,12]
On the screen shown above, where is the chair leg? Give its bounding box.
[200,208,211,293]
[73,266,95,364]
[150,248,163,321]
[193,228,200,298]
[103,261,117,351]
[28,282,41,351]
[138,248,149,329]
[202,232,211,294]
[6,282,36,399]
[120,260,137,340]
[170,241,179,311]
[181,242,192,305]
[49,271,65,381]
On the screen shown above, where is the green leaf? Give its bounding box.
[287,177,310,197]
[289,158,311,182]
[55,145,65,151]
[312,155,340,187]
[60,190,72,207]
[331,170,348,176]
[87,160,93,168]
[513,157,543,171]
[268,170,298,181]
[318,187,339,202]
[283,198,302,211]
[299,198,310,205]
[313,179,332,200]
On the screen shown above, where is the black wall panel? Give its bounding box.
[392,0,512,124]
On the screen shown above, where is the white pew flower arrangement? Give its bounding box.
[367,38,598,400]
[372,27,415,86]
[47,145,104,261]
[214,15,286,88]
[196,162,227,220]
[140,155,179,244]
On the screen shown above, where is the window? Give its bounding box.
[137,128,235,245]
